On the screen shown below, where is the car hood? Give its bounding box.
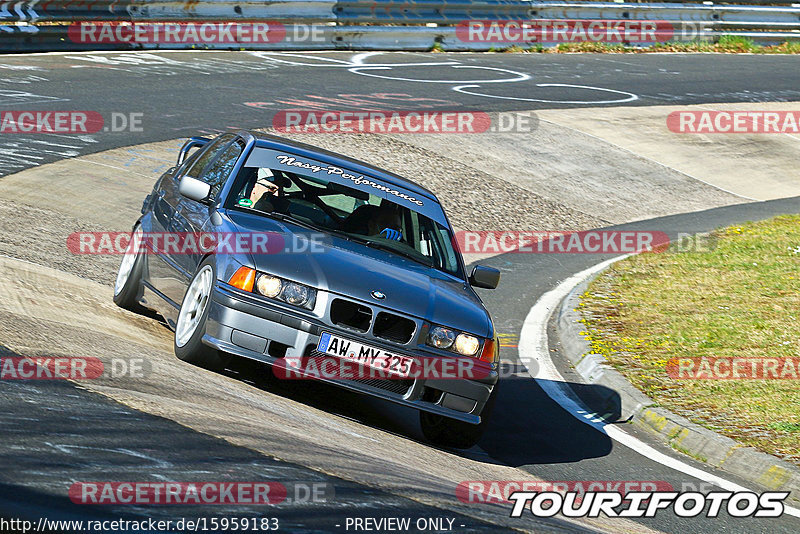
[226,210,492,337]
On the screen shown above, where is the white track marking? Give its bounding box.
[519,255,800,518]
[454,83,639,105]
[76,158,155,179]
[9,48,640,106]
[348,65,529,84]
[249,50,460,68]
[249,51,638,105]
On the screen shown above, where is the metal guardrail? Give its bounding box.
[337,0,800,22]
[1,0,799,52]
[0,1,131,22]
[130,1,336,22]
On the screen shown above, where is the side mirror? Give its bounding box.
[469,265,500,289]
[179,176,211,203]
[177,136,209,166]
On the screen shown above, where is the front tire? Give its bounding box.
[113,226,145,312]
[420,387,497,449]
[174,258,230,371]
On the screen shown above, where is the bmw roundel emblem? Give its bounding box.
[371,291,386,300]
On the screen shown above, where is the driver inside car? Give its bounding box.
[368,205,403,240]
[251,171,291,214]
[342,203,403,241]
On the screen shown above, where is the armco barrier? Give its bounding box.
[1,0,799,52]
[129,0,336,22]
[0,1,132,22]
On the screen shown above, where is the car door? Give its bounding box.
[143,159,197,311]
[169,136,245,303]
[148,134,234,308]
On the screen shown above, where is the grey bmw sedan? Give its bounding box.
[114,130,501,448]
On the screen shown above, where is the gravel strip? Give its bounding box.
[0,198,121,285]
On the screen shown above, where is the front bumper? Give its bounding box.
[204,283,498,424]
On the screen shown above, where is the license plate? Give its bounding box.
[317,332,413,378]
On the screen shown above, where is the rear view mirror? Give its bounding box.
[469,265,500,289]
[179,176,211,203]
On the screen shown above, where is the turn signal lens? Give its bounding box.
[479,338,497,363]
[228,266,255,292]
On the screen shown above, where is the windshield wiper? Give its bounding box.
[263,211,323,232]
[358,238,434,268]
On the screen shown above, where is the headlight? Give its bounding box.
[282,282,310,306]
[256,274,282,298]
[426,324,484,358]
[427,326,456,349]
[252,271,315,309]
[454,333,480,356]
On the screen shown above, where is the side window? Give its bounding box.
[435,226,459,273]
[184,134,234,180]
[202,141,244,200]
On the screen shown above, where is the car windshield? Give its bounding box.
[226,158,463,278]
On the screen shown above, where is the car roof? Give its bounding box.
[242,130,439,202]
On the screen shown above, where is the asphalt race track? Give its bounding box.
[3,51,800,176]
[1,50,800,534]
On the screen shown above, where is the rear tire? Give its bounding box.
[174,258,230,371]
[420,387,497,449]
[113,226,145,312]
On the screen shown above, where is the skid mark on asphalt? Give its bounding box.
[44,444,174,469]
[453,83,638,105]
[0,135,98,176]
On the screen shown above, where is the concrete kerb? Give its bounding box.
[555,263,800,505]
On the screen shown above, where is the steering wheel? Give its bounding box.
[284,171,345,227]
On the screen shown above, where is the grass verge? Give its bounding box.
[580,215,800,465]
